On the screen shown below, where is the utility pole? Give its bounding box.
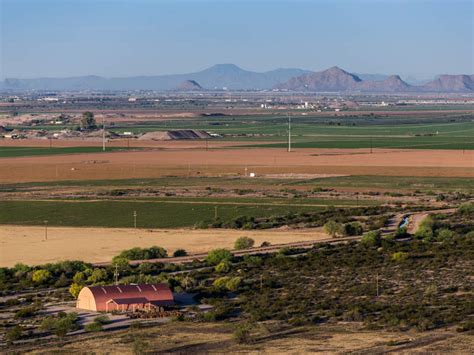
[133,210,137,229]
[102,116,106,152]
[44,220,48,241]
[244,166,248,177]
[287,113,292,153]
[370,136,373,154]
[114,264,119,285]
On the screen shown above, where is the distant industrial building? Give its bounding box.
[76,284,174,312]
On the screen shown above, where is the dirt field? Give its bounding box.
[17,322,474,354]
[0,225,327,267]
[0,147,473,183]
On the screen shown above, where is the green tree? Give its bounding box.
[324,220,343,237]
[205,249,232,265]
[69,282,83,299]
[31,269,51,284]
[234,236,255,250]
[80,111,96,129]
[87,268,108,284]
[173,249,187,257]
[343,222,363,236]
[436,228,456,242]
[215,260,231,273]
[361,230,382,247]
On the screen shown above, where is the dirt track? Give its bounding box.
[0,225,328,267]
[1,147,473,183]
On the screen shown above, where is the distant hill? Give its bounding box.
[0,64,310,91]
[421,74,474,92]
[176,80,203,91]
[276,67,473,93]
[276,67,361,92]
[1,64,472,92]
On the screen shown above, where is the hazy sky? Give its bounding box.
[1,0,473,79]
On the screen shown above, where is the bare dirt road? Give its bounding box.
[1,147,473,183]
[0,225,328,267]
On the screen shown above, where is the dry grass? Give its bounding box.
[0,225,328,267]
[18,322,474,354]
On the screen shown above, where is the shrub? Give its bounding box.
[436,228,456,242]
[414,225,433,240]
[215,260,231,273]
[5,325,22,344]
[94,315,111,324]
[15,305,38,319]
[173,249,187,257]
[213,276,242,291]
[260,241,271,247]
[234,236,255,250]
[233,323,253,344]
[458,202,474,215]
[85,321,103,332]
[324,220,343,237]
[69,283,83,299]
[117,246,167,260]
[361,230,382,247]
[205,249,232,265]
[343,222,363,236]
[32,269,51,284]
[391,251,409,262]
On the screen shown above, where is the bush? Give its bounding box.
[51,312,79,337]
[94,315,111,324]
[233,323,253,344]
[343,222,363,236]
[324,220,343,237]
[69,282,83,299]
[117,246,167,260]
[5,325,22,344]
[213,276,242,292]
[361,230,382,247]
[32,269,51,284]
[414,225,433,240]
[234,237,255,250]
[173,249,187,257]
[85,321,103,332]
[391,251,409,262]
[215,260,231,273]
[205,249,232,265]
[458,203,474,215]
[436,228,457,242]
[15,305,38,319]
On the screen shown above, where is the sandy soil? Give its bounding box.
[17,322,473,354]
[0,225,327,267]
[0,147,472,183]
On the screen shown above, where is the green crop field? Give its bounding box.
[2,175,473,193]
[0,146,135,158]
[0,199,333,228]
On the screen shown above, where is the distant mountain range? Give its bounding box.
[1,64,473,92]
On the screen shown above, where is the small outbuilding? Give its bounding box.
[76,284,174,312]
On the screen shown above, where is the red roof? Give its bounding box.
[88,284,173,306]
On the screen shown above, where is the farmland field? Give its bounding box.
[0,146,132,158]
[0,199,332,228]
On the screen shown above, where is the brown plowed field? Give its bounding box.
[0,146,472,183]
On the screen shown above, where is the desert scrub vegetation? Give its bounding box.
[192,225,473,331]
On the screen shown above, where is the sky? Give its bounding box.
[0,0,473,79]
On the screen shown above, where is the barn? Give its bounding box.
[76,284,174,312]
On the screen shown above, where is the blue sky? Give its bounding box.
[1,0,472,79]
